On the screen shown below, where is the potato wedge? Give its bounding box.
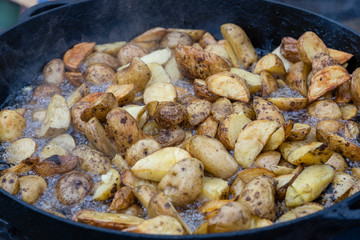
[230,68,262,94]
[254,53,286,76]
[81,92,118,122]
[279,141,308,161]
[85,51,119,69]
[117,42,148,66]
[343,121,360,139]
[206,71,250,102]
[5,138,37,164]
[70,101,90,132]
[205,43,231,64]
[277,203,324,223]
[307,100,342,120]
[285,61,311,97]
[287,123,311,141]
[287,142,333,166]
[63,42,96,71]
[260,70,278,96]
[328,48,353,65]
[232,101,256,120]
[253,151,281,171]
[105,84,136,106]
[340,104,358,120]
[272,45,292,72]
[65,71,83,86]
[67,83,90,107]
[1,157,39,175]
[168,28,205,42]
[126,215,184,235]
[19,175,47,204]
[196,116,218,138]
[312,52,338,75]
[351,68,360,109]
[199,32,217,49]
[253,97,285,125]
[109,186,135,212]
[93,168,121,201]
[322,172,355,204]
[193,79,219,102]
[175,44,230,79]
[125,138,161,167]
[199,177,229,201]
[326,153,347,172]
[297,31,328,64]
[0,109,26,142]
[152,101,187,128]
[236,168,275,184]
[211,97,233,122]
[160,31,193,49]
[164,57,182,83]
[263,126,286,151]
[112,154,130,173]
[34,155,78,177]
[183,97,212,126]
[267,97,308,111]
[143,82,177,104]
[155,125,186,148]
[72,145,111,175]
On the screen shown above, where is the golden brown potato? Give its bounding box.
[109,186,135,212]
[206,71,250,102]
[311,52,338,75]
[39,94,70,138]
[286,142,333,166]
[112,154,130,173]
[47,133,76,151]
[1,157,39,175]
[236,168,275,184]
[254,53,286,76]
[263,125,286,151]
[43,59,65,85]
[5,138,37,164]
[279,141,308,161]
[196,116,218,138]
[114,57,151,93]
[125,215,184,235]
[175,44,230,79]
[84,63,115,85]
[207,202,252,233]
[328,48,354,65]
[117,42,148,66]
[85,51,119,69]
[267,97,308,111]
[155,125,186,147]
[63,42,96,71]
[123,105,148,128]
[199,177,229,201]
[221,23,257,68]
[316,120,344,134]
[81,92,103,103]
[205,44,231,64]
[297,31,329,64]
[125,138,161,167]
[160,31,194,49]
[232,101,256,120]
[287,123,311,141]
[193,79,219,102]
[0,172,19,195]
[105,84,136,106]
[277,203,324,223]
[65,71,83,86]
[168,28,205,42]
[253,97,285,125]
[307,100,342,120]
[67,83,90,107]
[230,177,246,198]
[260,70,278,96]
[132,27,168,50]
[285,61,311,97]
[285,164,335,207]
[81,93,118,123]
[253,151,281,171]
[0,109,26,142]
[183,97,212,126]
[280,37,301,63]
[340,104,358,120]
[238,175,277,221]
[158,158,204,206]
[335,81,352,103]
[152,101,187,128]
[199,32,217,49]
[326,153,347,172]
[343,121,360,139]
[93,168,121,201]
[308,65,350,103]
[19,175,47,204]
[211,97,233,122]
[188,135,238,179]
[70,101,91,132]
[230,68,262,94]
[351,68,360,109]
[72,145,111,175]
[34,155,78,177]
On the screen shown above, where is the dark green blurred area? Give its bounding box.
[0,0,21,32]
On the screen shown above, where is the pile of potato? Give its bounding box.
[1,23,360,235]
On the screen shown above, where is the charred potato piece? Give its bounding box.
[19,175,47,204]
[1,157,39,175]
[81,92,118,122]
[194,79,219,102]
[160,31,194,49]
[71,101,91,132]
[34,155,78,177]
[158,158,204,206]
[125,138,161,167]
[63,42,96,71]
[0,172,19,195]
[253,97,285,125]
[155,125,186,147]
[0,109,26,142]
[39,94,70,138]
[254,53,286,76]
[351,68,360,109]
[153,101,187,128]
[5,138,37,164]
[85,51,119,69]
[211,97,233,122]
[117,42,148,66]
[43,59,65,85]
[297,31,328,64]
[267,97,308,111]
[67,83,90,107]
[109,186,136,211]
[307,100,342,120]
[188,135,238,179]
[280,37,301,63]
[206,71,250,102]
[126,215,184,235]
[285,61,311,97]
[93,168,121,201]
[72,145,111,175]
[175,45,230,79]
[196,116,218,138]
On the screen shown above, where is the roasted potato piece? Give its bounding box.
[285,61,311,97]
[351,68,360,109]
[75,210,144,230]
[272,45,292,72]
[188,135,238,179]
[267,97,308,111]
[230,176,246,198]
[316,120,344,134]
[277,203,324,223]
[340,104,358,120]
[326,153,347,172]
[168,28,205,42]
[1,157,39,175]
[260,70,278,96]
[279,141,308,161]
[322,172,355,204]
[0,172,19,195]
[0,109,26,142]
[67,83,90,107]
[121,170,157,190]
[158,158,204,206]
[207,202,252,233]
[84,63,115,85]
[126,215,183,235]
[234,120,280,168]
[117,42,148,66]
[205,43,231,64]
[109,186,136,212]
[211,97,233,122]
[39,94,70,138]
[63,42,96,71]
[254,53,286,76]
[175,44,230,79]
[328,48,354,65]
[183,97,212,126]
[81,92,118,122]
[193,79,219,102]
[307,100,342,120]
[285,164,335,207]
[70,101,90,132]
[218,113,251,150]
[165,56,182,83]
[311,52,338,75]
[114,57,151,93]
[230,68,262,94]
[81,92,103,103]
[343,121,360,139]
[199,177,229,201]
[72,145,111,175]
[125,138,161,167]
[308,65,350,103]
[40,140,70,159]
[85,51,119,69]
[160,31,193,49]
[253,151,281,171]
[263,126,286,151]
[33,84,62,99]
[206,71,250,102]
[34,155,78,177]
[236,168,275,184]
[31,109,46,122]
[287,123,311,141]
[93,168,121,201]
[199,32,217,48]
[5,138,37,164]
[297,31,328,64]
[123,105,147,128]
[112,154,130,173]
[19,175,47,204]
[105,84,136,106]
[132,27,168,50]
[65,71,83,86]
[132,147,191,181]
[232,101,256,120]
[280,37,301,63]
[131,185,157,211]
[221,23,257,68]
[43,59,65,85]
[143,82,177,104]
[152,101,187,128]
[253,97,285,125]
[349,181,360,197]
[286,142,333,166]
[146,63,171,86]
[46,133,75,152]
[196,116,218,138]
[155,125,185,148]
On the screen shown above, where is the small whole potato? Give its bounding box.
[19,175,47,204]
[155,125,186,147]
[84,63,115,85]
[117,42,148,66]
[43,59,65,85]
[158,158,204,206]
[153,101,187,128]
[34,155,79,177]
[56,171,93,205]
[0,172,19,195]
[160,31,194,49]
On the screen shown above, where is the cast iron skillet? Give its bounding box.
[1,0,360,239]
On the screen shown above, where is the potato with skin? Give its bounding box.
[206,71,250,102]
[232,101,256,120]
[34,155,78,177]
[153,101,187,128]
[350,68,360,109]
[199,32,217,48]
[277,203,324,223]
[5,138,37,164]
[109,186,135,211]
[221,23,257,68]
[85,63,115,85]
[285,164,335,207]
[311,52,338,75]
[39,94,70,138]
[81,92,103,103]
[253,151,281,171]
[168,28,205,42]
[230,177,246,198]
[19,175,47,204]
[126,215,184,235]
[125,138,161,167]
[279,141,308,161]
[236,168,275,184]
[72,145,111,175]
[67,83,90,107]
[0,109,26,142]
[322,172,355,204]
[328,48,353,64]
[105,84,136,106]
[280,37,301,63]
[316,120,343,134]
[211,98,233,122]
[165,57,182,83]
[93,168,121,201]
[132,27,168,50]
[253,97,285,125]
[40,142,69,159]
[146,63,171,86]
[307,100,342,120]
[160,31,193,49]
[70,101,91,132]
[84,51,119,69]
[123,104,148,128]
[343,121,360,139]
[260,70,278,96]
[188,135,238,179]
[0,172,19,195]
[117,42,148,66]
[254,53,286,76]
[205,44,231,64]
[81,92,118,122]
[285,61,311,97]
[1,157,39,175]
[114,57,151,93]
[121,170,157,190]
[287,123,311,141]
[207,202,252,233]
[155,125,186,148]
[175,45,230,79]
[43,59,65,85]
[340,104,358,120]
[193,79,219,102]
[267,97,308,111]
[263,126,286,151]
[196,116,218,138]
[65,71,83,86]
[326,153,348,172]
[230,68,262,94]
[183,97,212,126]
[158,158,204,206]
[46,133,75,152]
[297,31,329,64]
[286,142,333,166]
[143,82,177,104]
[63,42,96,71]
[33,84,62,99]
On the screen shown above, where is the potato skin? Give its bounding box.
[307,100,342,120]
[158,158,204,206]
[43,59,65,85]
[0,172,19,195]
[63,42,96,71]
[34,155,78,177]
[297,31,328,64]
[160,31,194,49]
[155,125,186,148]
[70,101,91,132]
[19,175,47,204]
[211,97,233,122]
[125,138,161,166]
[183,97,212,126]
[56,171,93,205]
[0,110,26,142]
[153,101,187,128]
[117,42,148,66]
[80,92,118,122]
[84,63,115,85]
[109,186,135,211]
[72,145,111,175]
[85,51,119,69]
